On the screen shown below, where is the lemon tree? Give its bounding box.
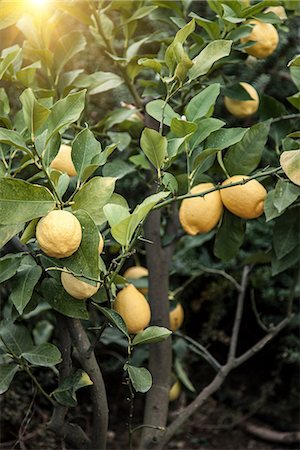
[0,1,299,449]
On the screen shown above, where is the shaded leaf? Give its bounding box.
[125,364,152,393]
[0,364,18,394]
[214,210,245,261]
[132,326,172,346]
[22,343,62,367]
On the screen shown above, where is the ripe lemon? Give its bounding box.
[113,284,151,334]
[169,303,184,332]
[169,379,181,402]
[264,6,287,20]
[220,175,267,219]
[36,210,82,258]
[50,144,77,177]
[123,266,148,295]
[179,183,223,235]
[241,20,279,59]
[61,270,100,299]
[98,232,104,254]
[224,82,259,118]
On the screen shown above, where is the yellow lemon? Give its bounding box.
[224,82,259,118]
[123,266,149,295]
[169,379,181,402]
[50,144,77,177]
[36,210,82,258]
[169,303,184,332]
[61,270,100,300]
[98,232,104,254]
[241,20,279,59]
[220,175,267,219]
[113,284,151,334]
[264,6,287,20]
[179,183,223,235]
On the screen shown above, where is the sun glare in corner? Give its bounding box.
[30,0,49,7]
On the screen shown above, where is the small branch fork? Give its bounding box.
[149,265,294,450]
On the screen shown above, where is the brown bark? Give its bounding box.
[243,422,300,444]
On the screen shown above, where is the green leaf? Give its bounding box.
[224,121,271,176]
[73,71,123,95]
[0,127,29,152]
[133,192,169,223]
[205,127,247,150]
[170,118,197,138]
[33,320,54,346]
[20,88,50,136]
[165,19,195,72]
[42,278,89,320]
[145,100,179,126]
[264,190,285,222]
[287,93,300,111]
[71,128,102,181]
[125,364,152,393]
[132,326,172,346]
[162,172,178,194]
[273,208,300,260]
[273,180,300,213]
[280,150,300,186]
[189,40,232,80]
[214,210,245,261]
[53,369,93,407]
[21,343,61,367]
[174,357,195,392]
[0,253,23,283]
[54,31,86,76]
[94,305,129,338]
[0,364,18,394]
[271,245,300,276]
[185,84,221,121]
[0,323,33,356]
[140,128,167,174]
[72,177,116,225]
[190,118,225,150]
[223,82,254,101]
[103,160,134,179]
[0,178,55,225]
[0,223,24,249]
[189,13,220,39]
[0,47,22,80]
[10,264,42,315]
[46,90,86,140]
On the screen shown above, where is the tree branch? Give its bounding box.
[67,319,108,450]
[243,421,300,444]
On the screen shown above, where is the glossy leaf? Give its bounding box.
[0,128,29,152]
[0,253,23,283]
[0,223,24,249]
[42,278,89,320]
[72,177,116,225]
[20,88,50,135]
[0,178,55,225]
[140,128,167,173]
[0,364,18,394]
[10,264,42,315]
[214,210,245,261]
[185,84,221,121]
[224,121,271,175]
[0,323,33,356]
[205,127,247,150]
[94,305,129,338]
[273,180,300,213]
[22,343,62,367]
[273,208,300,260]
[145,100,179,127]
[71,128,102,181]
[189,40,232,80]
[132,326,172,346]
[125,364,152,393]
[53,369,93,407]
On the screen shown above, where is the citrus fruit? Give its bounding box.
[113,284,151,334]
[36,210,82,258]
[98,232,104,254]
[241,20,279,59]
[50,144,77,177]
[61,270,100,300]
[264,6,287,20]
[224,82,259,118]
[169,379,181,402]
[169,303,184,332]
[220,175,267,219]
[179,183,223,235]
[123,266,149,295]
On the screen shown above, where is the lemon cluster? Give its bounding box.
[179,177,267,235]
